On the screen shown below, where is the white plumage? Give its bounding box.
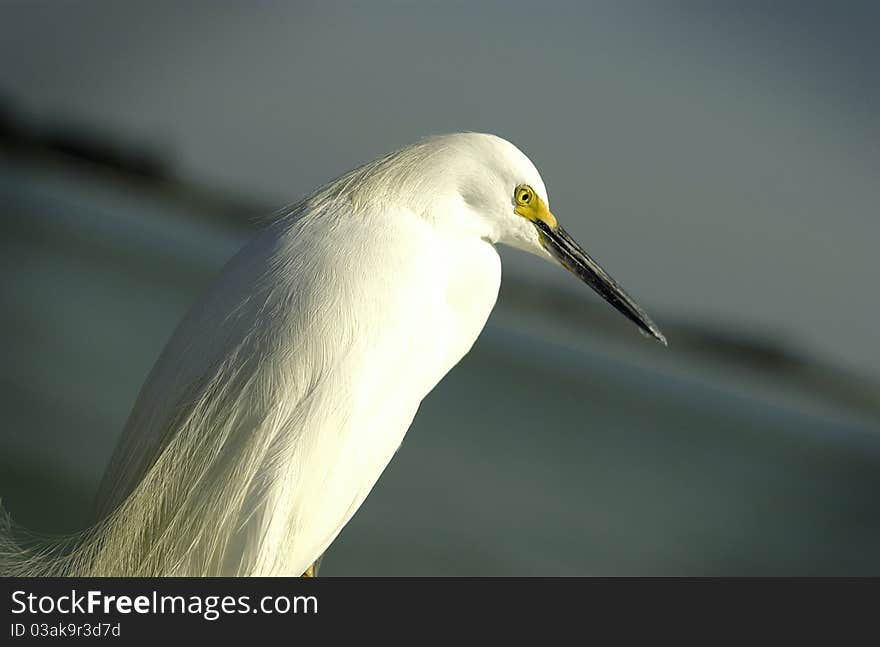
[1,133,662,576]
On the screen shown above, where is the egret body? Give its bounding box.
[0,133,663,576]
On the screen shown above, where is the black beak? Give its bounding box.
[534,220,667,345]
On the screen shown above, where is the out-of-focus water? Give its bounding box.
[1,160,879,575]
[3,1,879,379]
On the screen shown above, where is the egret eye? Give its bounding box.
[515,185,534,206]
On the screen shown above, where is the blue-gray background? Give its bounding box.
[1,1,878,574]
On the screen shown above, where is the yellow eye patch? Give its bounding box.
[513,184,557,229]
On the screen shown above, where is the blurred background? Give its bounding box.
[1,1,879,575]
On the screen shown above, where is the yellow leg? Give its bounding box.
[301,553,324,577]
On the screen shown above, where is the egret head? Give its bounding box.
[426,133,666,345]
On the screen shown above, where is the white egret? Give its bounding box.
[0,133,664,576]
